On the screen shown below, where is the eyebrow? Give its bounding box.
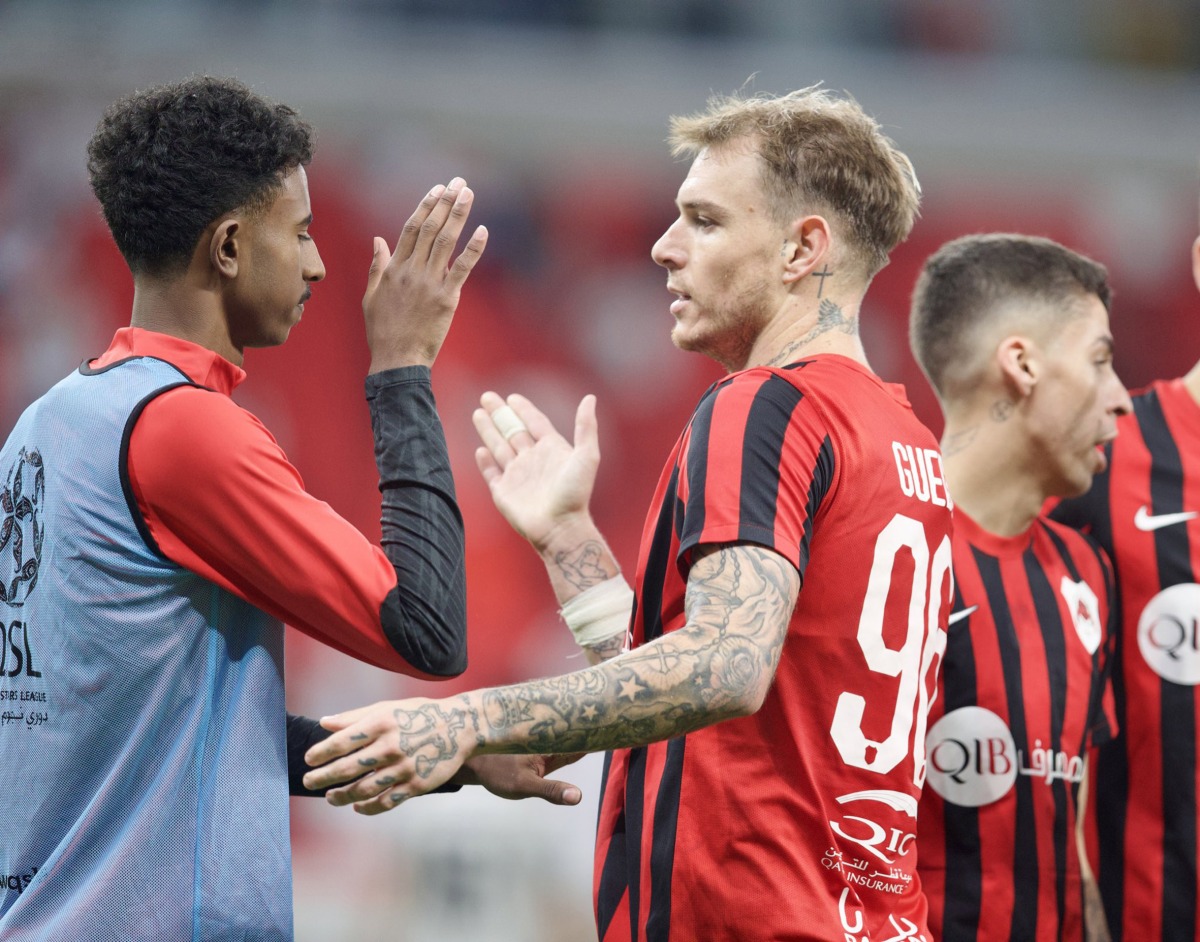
[679,199,725,216]
[297,213,313,227]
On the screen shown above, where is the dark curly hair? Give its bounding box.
[86,75,314,276]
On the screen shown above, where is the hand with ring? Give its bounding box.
[472,391,600,554]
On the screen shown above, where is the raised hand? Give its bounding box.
[363,178,488,372]
[473,391,600,554]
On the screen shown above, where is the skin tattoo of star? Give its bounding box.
[616,677,647,702]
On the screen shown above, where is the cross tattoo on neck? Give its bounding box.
[812,265,833,298]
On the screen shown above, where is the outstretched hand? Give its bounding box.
[302,697,477,816]
[363,178,488,373]
[473,391,600,554]
[458,753,585,805]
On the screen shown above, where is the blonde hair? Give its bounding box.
[668,86,921,278]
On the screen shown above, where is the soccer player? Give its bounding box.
[1051,205,1200,941]
[0,76,492,940]
[909,234,1131,940]
[305,87,954,941]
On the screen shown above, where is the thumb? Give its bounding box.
[533,776,583,806]
[364,236,389,298]
[574,394,599,457]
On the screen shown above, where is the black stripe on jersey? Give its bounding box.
[1137,390,1198,942]
[646,737,686,942]
[642,466,679,646]
[596,750,631,941]
[975,546,1040,940]
[621,746,650,942]
[941,581,984,941]
[736,375,805,544]
[798,436,835,580]
[1095,645,1129,940]
[682,389,717,543]
[1025,546,1071,939]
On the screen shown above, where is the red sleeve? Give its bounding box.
[126,384,423,674]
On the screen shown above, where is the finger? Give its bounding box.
[305,718,379,768]
[505,393,561,442]
[317,703,381,732]
[490,404,530,444]
[324,764,406,807]
[475,445,502,486]
[303,743,389,792]
[413,177,466,266]
[426,187,477,272]
[472,405,516,468]
[354,787,412,816]
[394,184,446,262]
[444,224,489,293]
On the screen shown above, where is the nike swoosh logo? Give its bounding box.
[1134,506,1198,532]
[947,605,978,626]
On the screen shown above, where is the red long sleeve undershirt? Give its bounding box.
[95,327,436,675]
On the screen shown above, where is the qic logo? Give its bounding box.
[1137,584,1200,685]
[924,706,1017,807]
[0,448,45,607]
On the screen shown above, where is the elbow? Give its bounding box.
[379,586,467,678]
[726,683,770,720]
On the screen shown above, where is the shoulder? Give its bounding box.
[129,384,294,488]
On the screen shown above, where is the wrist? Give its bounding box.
[560,575,633,649]
[527,511,596,556]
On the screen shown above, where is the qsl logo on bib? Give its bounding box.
[924,706,1016,807]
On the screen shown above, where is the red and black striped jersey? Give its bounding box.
[1051,377,1200,942]
[917,511,1116,942]
[594,356,954,942]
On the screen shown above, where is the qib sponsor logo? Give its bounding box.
[924,707,1017,807]
[1137,584,1200,685]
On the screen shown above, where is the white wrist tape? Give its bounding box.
[559,575,634,648]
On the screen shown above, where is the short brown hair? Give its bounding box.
[668,85,921,278]
[910,233,1112,399]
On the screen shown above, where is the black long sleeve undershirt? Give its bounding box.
[367,366,467,677]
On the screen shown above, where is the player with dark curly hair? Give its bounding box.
[0,75,569,941]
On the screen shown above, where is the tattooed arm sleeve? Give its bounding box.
[302,542,800,808]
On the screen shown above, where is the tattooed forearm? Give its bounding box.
[552,540,615,592]
[582,631,627,665]
[472,544,799,756]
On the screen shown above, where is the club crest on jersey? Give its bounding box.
[0,448,45,607]
[1060,577,1101,655]
[1137,583,1200,685]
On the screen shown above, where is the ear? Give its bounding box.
[995,335,1039,399]
[208,219,240,279]
[781,215,832,287]
[1191,233,1200,295]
